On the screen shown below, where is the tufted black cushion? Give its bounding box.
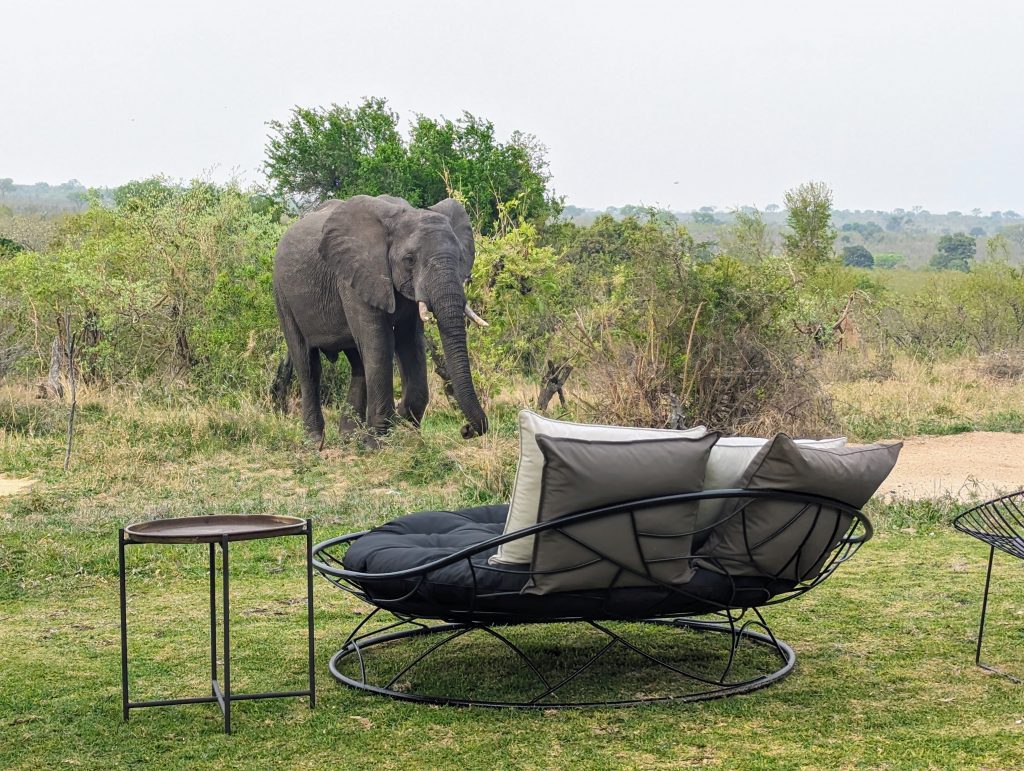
[341,505,793,622]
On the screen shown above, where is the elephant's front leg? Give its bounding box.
[339,348,367,435]
[347,304,397,440]
[395,316,429,427]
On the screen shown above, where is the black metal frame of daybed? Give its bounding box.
[313,489,870,707]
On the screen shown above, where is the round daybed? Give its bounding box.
[312,489,871,708]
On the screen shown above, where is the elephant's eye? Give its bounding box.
[402,254,415,268]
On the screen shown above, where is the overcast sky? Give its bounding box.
[3,0,1022,212]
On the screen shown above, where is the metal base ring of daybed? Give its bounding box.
[327,611,796,708]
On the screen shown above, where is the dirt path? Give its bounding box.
[878,432,1024,502]
[0,477,36,496]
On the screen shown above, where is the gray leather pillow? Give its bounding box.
[695,434,902,582]
[523,432,718,596]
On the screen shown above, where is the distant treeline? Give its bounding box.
[562,205,1024,268]
[0,179,116,215]
[6,177,1022,268]
[565,203,1022,235]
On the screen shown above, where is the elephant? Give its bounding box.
[272,194,489,447]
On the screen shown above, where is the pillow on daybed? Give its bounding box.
[523,431,719,595]
[695,434,901,582]
[490,411,708,565]
[695,436,847,539]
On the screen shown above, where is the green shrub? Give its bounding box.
[0,179,285,395]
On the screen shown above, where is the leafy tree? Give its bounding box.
[721,208,772,262]
[930,233,976,272]
[783,181,837,273]
[842,244,874,268]
[840,221,883,242]
[263,98,411,205]
[886,214,908,232]
[969,226,986,237]
[409,114,555,233]
[1001,223,1024,249]
[264,97,557,234]
[986,233,1010,263]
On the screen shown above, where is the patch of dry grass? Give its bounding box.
[822,351,1024,440]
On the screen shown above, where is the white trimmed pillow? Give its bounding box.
[490,410,708,565]
[694,436,847,536]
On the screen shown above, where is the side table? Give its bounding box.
[119,514,315,734]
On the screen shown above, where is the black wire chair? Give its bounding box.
[953,490,1024,682]
[314,489,871,707]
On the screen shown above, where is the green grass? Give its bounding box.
[3,388,1024,769]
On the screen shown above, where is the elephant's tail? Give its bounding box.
[270,351,293,413]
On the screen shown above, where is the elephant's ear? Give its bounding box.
[429,198,476,280]
[319,195,398,314]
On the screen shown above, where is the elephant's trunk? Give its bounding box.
[428,272,488,438]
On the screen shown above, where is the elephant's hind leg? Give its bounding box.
[340,348,367,435]
[276,297,325,447]
[295,348,325,447]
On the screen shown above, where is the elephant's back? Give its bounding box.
[275,202,341,262]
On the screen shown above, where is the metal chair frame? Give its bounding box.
[954,490,1024,683]
[314,489,870,707]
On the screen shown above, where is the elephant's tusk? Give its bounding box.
[418,301,433,324]
[464,303,489,328]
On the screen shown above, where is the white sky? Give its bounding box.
[2,0,1022,212]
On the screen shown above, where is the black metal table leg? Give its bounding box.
[119,529,129,722]
[222,534,231,734]
[306,520,316,709]
[209,542,217,693]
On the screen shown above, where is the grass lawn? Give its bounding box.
[3,387,1024,769]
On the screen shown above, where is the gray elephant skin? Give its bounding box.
[272,194,489,446]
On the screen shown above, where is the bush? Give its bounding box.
[543,215,835,434]
[0,178,284,394]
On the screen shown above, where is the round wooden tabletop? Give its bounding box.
[123,514,307,544]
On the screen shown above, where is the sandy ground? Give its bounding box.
[877,431,1024,502]
[0,477,36,496]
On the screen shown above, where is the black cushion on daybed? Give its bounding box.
[342,505,795,622]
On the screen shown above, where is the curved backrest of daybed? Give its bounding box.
[313,489,870,623]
